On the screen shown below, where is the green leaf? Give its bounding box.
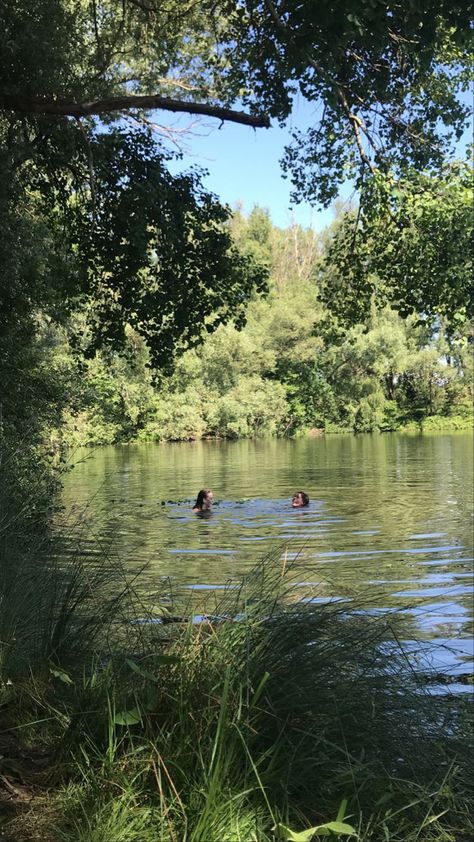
[49,666,73,685]
[125,655,179,684]
[274,825,316,841]
[114,707,142,725]
[154,653,181,665]
[336,799,348,822]
[274,821,357,840]
[316,822,357,836]
[125,658,159,683]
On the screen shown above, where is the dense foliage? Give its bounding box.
[1,547,472,842]
[212,1,472,204]
[2,0,471,201]
[0,6,472,838]
[51,205,472,446]
[1,0,472,466]
[321,162,473,329]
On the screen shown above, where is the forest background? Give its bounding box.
[59,194,473,448]
[1,0,472,491]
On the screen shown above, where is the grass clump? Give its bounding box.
[0,540,472,842]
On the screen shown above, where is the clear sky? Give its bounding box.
[164,92,471,233]
[165,96,346,232]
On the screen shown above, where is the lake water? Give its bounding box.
[62,433,473,686]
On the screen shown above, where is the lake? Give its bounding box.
[62,432,473,686]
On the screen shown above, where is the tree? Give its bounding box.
[209,1,472,205]
[0,2,270,501]
[0,1,267,126]
[0,1,271,380]
[1,1,472,463]
[2,2,470,355]
[2,1,471,197]
[319,161,473,329]
[1,124,268,368]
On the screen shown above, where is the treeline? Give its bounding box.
[45,205,471,447]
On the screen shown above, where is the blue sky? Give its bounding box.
[165,96,345,231]
[164,92,471,232]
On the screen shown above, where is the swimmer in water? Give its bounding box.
[192,489,214,513]
[291,491,309,508]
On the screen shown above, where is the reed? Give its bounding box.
[1,540,472,842]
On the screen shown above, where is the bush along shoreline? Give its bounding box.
[61,410,473,448]
[3,201,472,451]
[0,531,472,842]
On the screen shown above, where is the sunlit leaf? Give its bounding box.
[49,666,73,685]
[114,707,142,725]
[274,820,357,840]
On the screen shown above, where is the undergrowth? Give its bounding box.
[0,517,472,842]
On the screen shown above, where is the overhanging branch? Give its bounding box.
[2,93,270,128]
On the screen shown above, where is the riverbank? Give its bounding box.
[61,411,473,447]
[1,541,472,842]
[2,433,473,841]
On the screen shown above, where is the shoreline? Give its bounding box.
[60,415,473,448]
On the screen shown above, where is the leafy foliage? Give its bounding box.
[1,0,472,208]
[68,129,267,369]
[0,2,472,476]
[58,206,472,445]
[320,162,473,327]
[211,0,472,204]
[0,4,268,506]
[2,553,472,842]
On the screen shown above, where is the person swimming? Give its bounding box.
[192,489,214,513]
[292,491,309,508]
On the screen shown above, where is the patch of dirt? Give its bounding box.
[0,733,55,841]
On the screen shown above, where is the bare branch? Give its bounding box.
[2,93,270,128]
[157,77,200,92]
[125,112,203,150]
[336,89,377,174]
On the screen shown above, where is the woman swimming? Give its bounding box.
[291,491,309,508]
[192,489,214,513]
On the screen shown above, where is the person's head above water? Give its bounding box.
[193,489,214,512]
[292,491,309,508]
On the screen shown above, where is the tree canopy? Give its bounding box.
[0,1,272,372]
[2,0,471,199]
[319,160,473,330]
[52,208,472,447]
[213,1,471,202]
[0,0,472,377]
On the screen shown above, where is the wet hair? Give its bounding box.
[193,489,212,510]
[294,491,309,506]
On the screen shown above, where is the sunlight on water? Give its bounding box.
[62,433,473,682]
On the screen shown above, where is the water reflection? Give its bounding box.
[61,433,473,680]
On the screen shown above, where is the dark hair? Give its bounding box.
[193,489,211,509]
[297,491,310,506]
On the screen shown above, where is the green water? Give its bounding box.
[62,433,473,681]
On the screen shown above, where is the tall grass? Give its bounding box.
[1,541,471,842]
[0,525,139,687]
